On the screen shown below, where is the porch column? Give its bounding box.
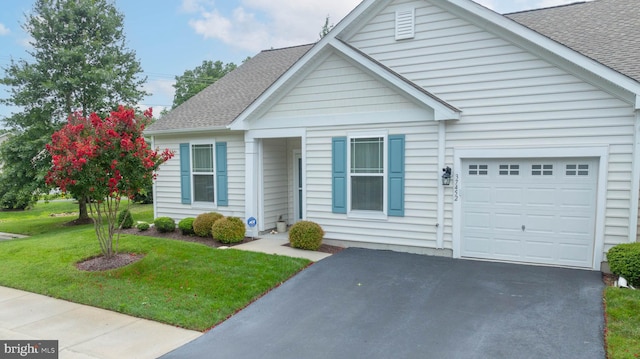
[245,136,259,237]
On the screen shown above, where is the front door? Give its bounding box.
[294,150,302,222]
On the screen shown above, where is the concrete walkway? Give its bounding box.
[0,231,332,358]
[234,231,332,262]
[0,287,201,359]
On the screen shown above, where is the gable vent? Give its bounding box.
[395,8,415,40]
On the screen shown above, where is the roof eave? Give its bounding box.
[145,126,231,136]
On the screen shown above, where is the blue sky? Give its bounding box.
[0,0,583,126]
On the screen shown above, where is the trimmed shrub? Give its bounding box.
[178,217,196,236]
[212,216,246,244]
[193,212,224,237]
[137,222,150,231]
[154,217,176,233]
[288,221,324,251]
[607,242,640,286]
[117,209,134,229]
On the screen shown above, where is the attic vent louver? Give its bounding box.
[395,8,415,40]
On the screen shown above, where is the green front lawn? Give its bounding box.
[0,201,310,331]
[605,287,640,358]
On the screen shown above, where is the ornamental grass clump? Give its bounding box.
[607,243,640,286]
[193,212,224,237]
[288,221,324,251]
[212,216,246,244]
[178,217,195,236]
[154,217,176,233]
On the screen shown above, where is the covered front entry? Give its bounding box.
[460,157,598,268]
[256,137,303,232]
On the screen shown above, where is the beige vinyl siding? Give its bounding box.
[348,0,637,254]
[261,52,420,121]
[153,132,245,221]
[262,138,288,230]
[306,121,440,248]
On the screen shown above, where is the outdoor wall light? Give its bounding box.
[442,166,452,186]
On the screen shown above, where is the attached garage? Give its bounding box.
[459,158,599,268]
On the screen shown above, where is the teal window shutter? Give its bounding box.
[179,143,191,204]
[332,137,347,214]
[388,135,405,216]
[216,142,228,206]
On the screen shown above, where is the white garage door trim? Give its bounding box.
[452,146,608,270]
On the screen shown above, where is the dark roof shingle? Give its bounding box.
[506,0,640,82]
[147,44,313,133]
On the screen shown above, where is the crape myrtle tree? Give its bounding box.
[0,0,147,215]
[45,107,173,258]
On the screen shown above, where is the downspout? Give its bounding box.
[436,121,446,249]
[629,101,640,243]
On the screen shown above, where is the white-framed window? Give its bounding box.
[348,134,387,213]
[191,143,215,203]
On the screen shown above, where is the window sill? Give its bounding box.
[347,211,388,221]
[191,202,217,210]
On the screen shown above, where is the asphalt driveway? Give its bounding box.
[161,248,605,359]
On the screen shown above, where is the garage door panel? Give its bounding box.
[559,188,594,208]
[522,240,555,261]
[464,185,492,205]
[464,211,492,230]
[494,212,522,232]
[492,237,522,258]
[461,158,597,268]
[494,187,522,205]
[558,216,593,236]
[525,187,557,207]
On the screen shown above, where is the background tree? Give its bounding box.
[171,60,237,108]
[46,107,173,258]
[319,15,335,39]
[0,0,147,216]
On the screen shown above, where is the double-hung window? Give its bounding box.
[332,134,404,217]
[192,144,215,203]
[350,137,385,212]
[179,142,228,207]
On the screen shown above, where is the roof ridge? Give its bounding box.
[261,43,316,53]
[503,1,589,16]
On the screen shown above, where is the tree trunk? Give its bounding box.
[75,197,92,224]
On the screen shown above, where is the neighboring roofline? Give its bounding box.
[146,126,231,136]
[442,0,640,107]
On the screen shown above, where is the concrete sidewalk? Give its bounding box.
[0,286,201,359]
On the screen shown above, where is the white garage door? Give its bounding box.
[461,158,598,268]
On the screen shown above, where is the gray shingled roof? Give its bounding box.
[506,0,640,82]
[147,44,313,133]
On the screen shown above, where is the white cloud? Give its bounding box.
[535,0,590,8]
[146,78,176,100]
[0,23,10,36]
[186,0,361,52]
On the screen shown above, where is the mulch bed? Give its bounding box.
[76,226,342,272]
[118,226,344,254]
[76,253,145,272]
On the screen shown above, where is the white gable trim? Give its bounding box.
[230,41,460,130]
